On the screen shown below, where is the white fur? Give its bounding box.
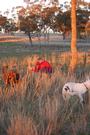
[62,80,90,104]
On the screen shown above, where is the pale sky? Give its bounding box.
[0,0,89,13]
[0,0,26,12]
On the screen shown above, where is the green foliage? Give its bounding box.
[77,8,90,38]
[0,15,7,27]
[18,3,90,40]
[20,15,38,33]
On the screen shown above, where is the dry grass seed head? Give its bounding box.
[7,115,38,135]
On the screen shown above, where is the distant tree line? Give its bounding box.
[18,2,90,44]
[0,2,89,43]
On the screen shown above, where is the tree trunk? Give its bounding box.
[28,31,32,46]
[69,0,78,74]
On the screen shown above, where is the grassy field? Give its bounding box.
[0,37,90,135]
[0,41,71,58]
[0,50,90,135]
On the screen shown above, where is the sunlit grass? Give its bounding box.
[0,35,28,43]
[0,54,90,135]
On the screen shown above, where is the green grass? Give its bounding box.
[0,42,50,58]
[0,42,17,46]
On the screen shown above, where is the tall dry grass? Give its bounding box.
[0,53,90,135]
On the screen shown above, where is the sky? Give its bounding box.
[0,0,89,13]
[0,0,25,12]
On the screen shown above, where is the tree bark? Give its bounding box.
[69,0,78,74]
[28,31,32,46]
